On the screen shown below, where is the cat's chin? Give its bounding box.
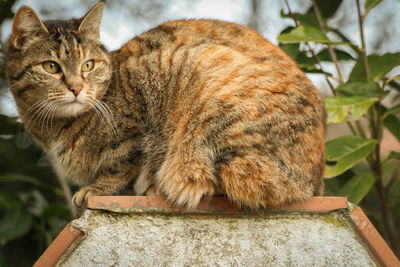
[56,102,90,118]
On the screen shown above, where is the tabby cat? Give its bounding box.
[6,3,325,210]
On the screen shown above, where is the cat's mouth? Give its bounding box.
[55,98,88,117]
[65,99,79,105]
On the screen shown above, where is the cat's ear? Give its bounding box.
[78,2,104,41]
[11,6,49,49]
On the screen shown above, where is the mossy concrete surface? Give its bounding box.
[56,209,376,266]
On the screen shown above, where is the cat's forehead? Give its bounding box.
[44,19,81,41]
[42,19,93,60]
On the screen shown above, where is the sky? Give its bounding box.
[1,0,399,115]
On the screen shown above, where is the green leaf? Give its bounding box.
[388,80,400,93]
[336,81,380,97]
[330,29,353,43]
[324,96,378,124]
[278,25,331,44]
[0,173,50,188]
[295,51,317,71]
[0,190,20,209]
[0,0,17,24]
[18,190,48,216]
[0,207,33,245]
[324,169,355,195]
[325,136,377,178]
[308,0,343,18]
[279,43,300,59]
[382,103,400,120]
[385,151,400,162]
[383,114,400,142]
[337,173,375,204]
[365,0,382,16]
[43,204,70,221]
[0,173,62,195]
[317,48,355,62]
[349,53,400,82]
[280,11,321,28]
[0,114,21,135]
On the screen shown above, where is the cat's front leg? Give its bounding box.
[72,164,138,207]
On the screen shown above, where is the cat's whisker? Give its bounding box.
[24,100,51,134]
[50,101,62,130]
[46,101,61,135]
[92,99,119,141]
[87,99,119,141]
[92,99,117,128]
[39,102,55,135]
[18,100,47,133]
[87,100,107,127]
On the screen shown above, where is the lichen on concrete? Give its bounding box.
[56,210,377,267]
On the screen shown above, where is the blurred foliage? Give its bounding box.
[279,0,399,255]
[0,0,399,265]
[0,1,71,266]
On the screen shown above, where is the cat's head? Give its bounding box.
[6,3,112,118]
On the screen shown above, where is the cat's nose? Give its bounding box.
[68,84,83,96]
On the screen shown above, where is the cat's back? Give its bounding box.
[118,19,300,74]
[115,19,322,112]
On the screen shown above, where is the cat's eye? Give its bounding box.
[81,60,94,72]
[42,61,61,74]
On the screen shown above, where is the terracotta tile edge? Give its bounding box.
[350,206,400,267]
[33,223,83,267]
[86,196,348,214]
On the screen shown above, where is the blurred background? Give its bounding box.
[0,0,399,265]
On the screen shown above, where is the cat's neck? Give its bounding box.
[20,106,95,149]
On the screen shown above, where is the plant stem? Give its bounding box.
[56,175,78,218]
[355,0,399,255]
[355,120,367,138]
[375,172,400,255]
[283,0,336,95]
[311,0,343,83]
[355,0,370,80]
[284,0,359,136]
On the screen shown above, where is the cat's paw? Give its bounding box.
[168,180,215,210]
[72,186,99,207]
[157,149,216,209]
[145,185,161,196]
[158,169,216,210]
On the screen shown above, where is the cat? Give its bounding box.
[6,3,325,210]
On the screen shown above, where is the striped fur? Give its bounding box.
[6,3,325,209]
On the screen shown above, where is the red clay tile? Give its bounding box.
[351,206,400,267]
[33,223,82,267]
[86,195,348,214]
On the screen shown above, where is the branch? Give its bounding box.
[355,0,370,80]
[283,0,336,94]
[311,0,343,83]
[283,0,360,136]
[56,175,78,218]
